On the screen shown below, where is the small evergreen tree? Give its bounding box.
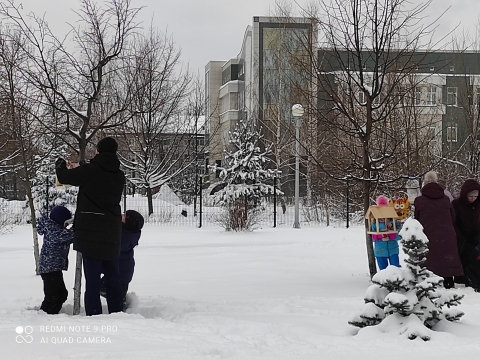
[211,120,282,231]
[30,151,77,217]
[349,218,464,340]
[27,146,77,274]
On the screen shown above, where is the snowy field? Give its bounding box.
[2,224,480,358]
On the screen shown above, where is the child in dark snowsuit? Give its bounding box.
[37,205,74,314]
[119,210,144,306]
[101,210,144,310]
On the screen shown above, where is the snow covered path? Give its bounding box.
[1,225,480,358]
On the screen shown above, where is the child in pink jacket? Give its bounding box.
[371,195,401,270]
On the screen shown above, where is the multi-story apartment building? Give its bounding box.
[205,16,315,195]
[317,49,480,157]
[206,16,480,194]
[205,16,315,164]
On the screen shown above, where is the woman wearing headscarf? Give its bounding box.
[452,178,480,290]
[414,171,463,289]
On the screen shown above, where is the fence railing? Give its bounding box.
[0,194,361,229]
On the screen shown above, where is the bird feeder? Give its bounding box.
[365,205,398,235]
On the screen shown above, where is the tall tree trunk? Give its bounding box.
[25,182,40,274]
[363,169,376,278]
[73,252,83,315]
[147,186,154,216]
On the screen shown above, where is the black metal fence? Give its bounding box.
[0,192,360,228]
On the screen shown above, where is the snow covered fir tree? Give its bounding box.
[30,150,77,217]
[211,119,282,231]
[349,218,464,341]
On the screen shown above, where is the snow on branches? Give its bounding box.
[210,120,282,230]
[349,218,464,341]
[211,120,281,205]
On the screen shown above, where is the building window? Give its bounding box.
[215,160,221,178]
[427,126,437,142]
[447,87,457,106]
[358,91,366,104]
[427,85,436,105]
[415,87,422,106]
[450,65,454,72]
[446,123,457,142]
[221,96,230,113]
[162,138,170,149]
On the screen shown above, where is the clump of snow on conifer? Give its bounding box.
[30,149,77,217]
[349,217,464,341]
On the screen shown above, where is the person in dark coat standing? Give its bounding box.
[55,137,126,315]
[452,178,480,289]
[414,171,463,289]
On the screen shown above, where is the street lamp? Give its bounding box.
[292,104,304,229]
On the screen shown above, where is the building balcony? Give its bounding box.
[220,110,241,123]
[219,80,244,98]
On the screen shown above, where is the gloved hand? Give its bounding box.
[64,217,74,228]
[55,158,66,169]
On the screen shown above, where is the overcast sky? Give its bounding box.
[12,0,480,76]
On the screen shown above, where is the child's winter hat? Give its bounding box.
[423,171,438,185]
[376,195,390,206]
[96,137,118,153]
[123,210,144,232]
[50,206,72,226]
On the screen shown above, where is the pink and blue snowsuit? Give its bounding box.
[371,220,401,270]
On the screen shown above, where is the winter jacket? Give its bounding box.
[414,182,463,277]
[371,221,400,257]
[37,215,74,274]
[55,152,126,260]
[452,179,480,253]
[119,228,141,285]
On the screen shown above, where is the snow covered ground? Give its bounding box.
[1,224,480,358]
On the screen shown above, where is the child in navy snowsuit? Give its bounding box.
[37,206,74,314]
[371,195,401,270]
[101,210,144,310]
[119,210,144,305]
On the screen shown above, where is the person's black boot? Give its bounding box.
[443,277,455,289]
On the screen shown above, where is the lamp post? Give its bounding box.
[292,104,304,229]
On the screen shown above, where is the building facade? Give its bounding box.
[206,16,480,195]
[205,16,315,195]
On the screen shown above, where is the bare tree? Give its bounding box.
[272,0,445,276]
[0,26,57,274]
[178,74,207,214]
[0,0,141,160]
[118,25,193,215]
[0,0,141,314]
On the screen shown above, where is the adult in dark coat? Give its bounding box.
[414,171,463,288]
[55,137,126,315]
[452,178,480,289]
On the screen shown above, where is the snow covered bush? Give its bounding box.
[0,198,14,233]
[349,218,464,341]
[210,120,282,231]
[214,202,263,232]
